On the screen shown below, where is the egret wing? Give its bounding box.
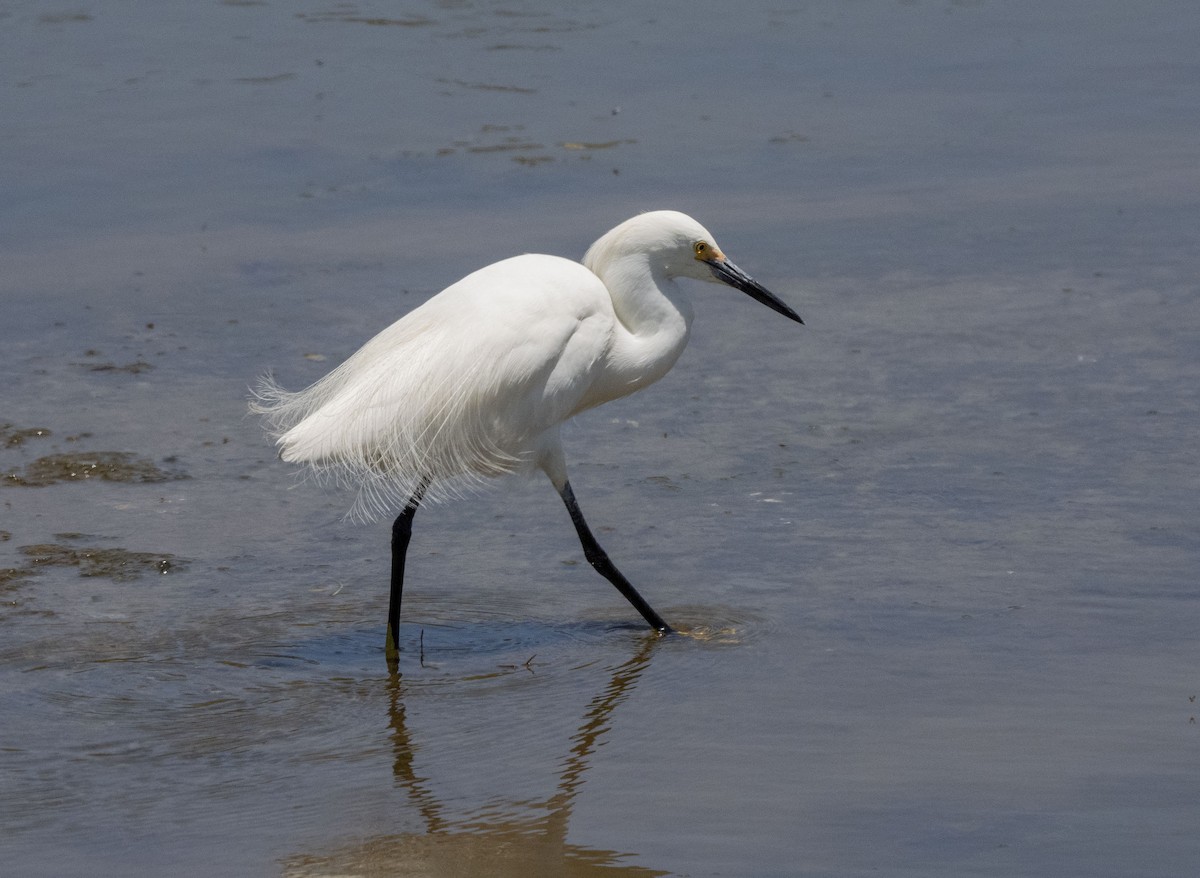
[256,255,615,517]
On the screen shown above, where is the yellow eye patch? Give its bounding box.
[693,241,725,261]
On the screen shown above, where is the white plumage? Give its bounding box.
[252,210,802,649]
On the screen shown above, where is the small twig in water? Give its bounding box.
[499,653,538,673]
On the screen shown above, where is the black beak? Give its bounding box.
[708,259,804,325]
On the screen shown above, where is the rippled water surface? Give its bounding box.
[3,1,1199,875]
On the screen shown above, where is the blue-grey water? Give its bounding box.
[3,1,1198,876]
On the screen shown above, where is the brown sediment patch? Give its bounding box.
[436,78,537,94]
[439,124,556,164]
[234,73,297,85]
[467,140,545,153]
[296,11,434,27]
[0,424,52,447]
[72,355,155,373]
[1,452,186,487]
[19,542,181,581]
[0,566,34,588]
[38,12,92,23]
[560,139,637,151]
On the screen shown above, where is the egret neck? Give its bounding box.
[583,252,694,408]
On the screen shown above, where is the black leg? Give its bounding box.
[387,484,426,660]
[558,480,673,634]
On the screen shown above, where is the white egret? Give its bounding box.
[252,210,802,658]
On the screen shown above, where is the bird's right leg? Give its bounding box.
[386,482,427,662]
[557,480,673,635]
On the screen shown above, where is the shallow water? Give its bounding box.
[3,1,1199,876]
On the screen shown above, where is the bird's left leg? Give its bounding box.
[386,482,427,661]
[557,480,673,635]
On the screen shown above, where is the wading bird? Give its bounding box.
[252,210,802,658]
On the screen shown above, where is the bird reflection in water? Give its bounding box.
[282,634,669,877]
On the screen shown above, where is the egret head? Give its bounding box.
[586,211,803,325]
[696,238,804,324]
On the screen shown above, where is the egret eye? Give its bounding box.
[694,241,710,259]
